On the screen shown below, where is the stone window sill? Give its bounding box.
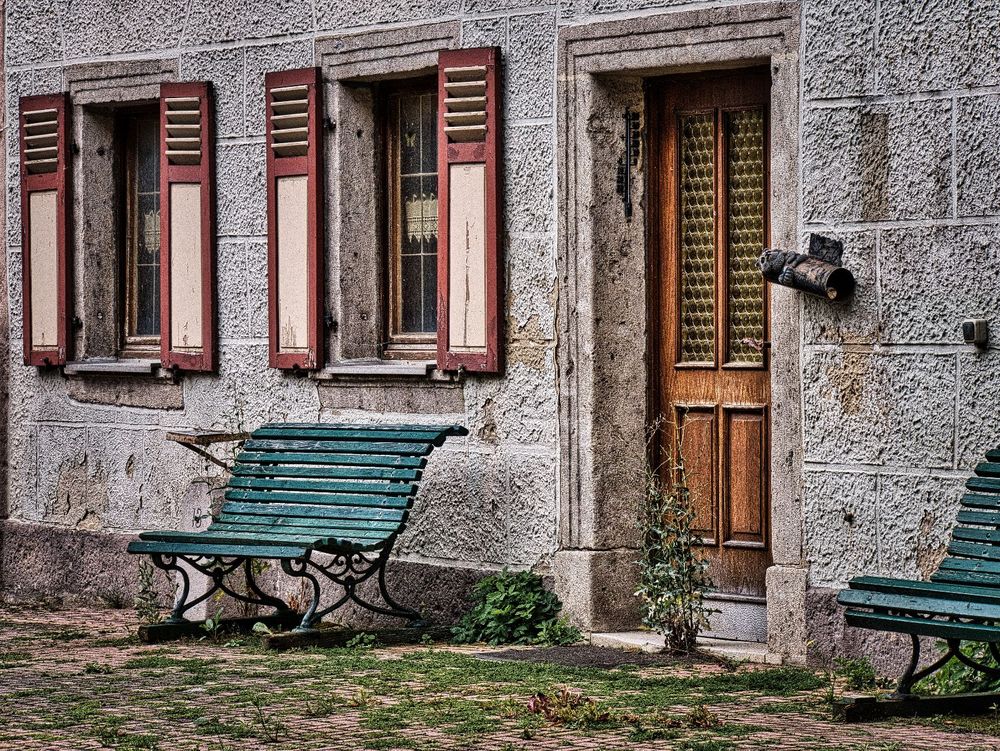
[63,358,171,379]
[311,360,461,383]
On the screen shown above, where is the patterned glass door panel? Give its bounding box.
[650,68,771,598]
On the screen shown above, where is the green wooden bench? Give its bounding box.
[838,446,1000,702]
[128,423,468,632]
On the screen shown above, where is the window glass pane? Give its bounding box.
[678,112,716,364]
[392,89,438,339]
[725,108,766,365]
[129,115,161,340]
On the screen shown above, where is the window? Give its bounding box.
[120,109,161,354]
[383,81,438,358]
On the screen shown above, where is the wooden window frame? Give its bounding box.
[119,106,162,358]
[381,77,439,361]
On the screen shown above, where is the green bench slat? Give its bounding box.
[976,462,1000,478]
[221,501,406,523]
[262,422,467,435]
[126,540,308,559]
[956,509,1000,527]
[215,513,402,532]
[967,477,1000,494]
[237,451,426,469]
[139,529,387,551]
[252,427,457,444]
[952,527,1000,544]
[961,493,1000,510]
[845,610,1000,642]
[228,476,416,496]
[936,557,1000,576]
[224,489,412,509]
[243,439,433,456]
[931,569,1000,587]
[948,541,1000,561]
[207,523,391,541]
[838,588,1000,621]
[848,575,1000,605]
[988,448,1000,462]
[233,465,421,482]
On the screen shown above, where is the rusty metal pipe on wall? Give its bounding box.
[757,234,855,302]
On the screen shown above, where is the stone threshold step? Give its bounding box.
[590,631,783,665]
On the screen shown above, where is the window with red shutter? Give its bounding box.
[265,68,324,371]
[436,47,503,374]
[159,82,216,372]
[20,93,71,367]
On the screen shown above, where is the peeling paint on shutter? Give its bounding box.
[160,82,216,372]
[20,93,71,367]
[265,68,324,370]
[436,48,503,374]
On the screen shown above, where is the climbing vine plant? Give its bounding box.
[636,420,714,652]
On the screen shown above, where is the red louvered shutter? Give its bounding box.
[436,47,503,374]
[265,68,324,370]
[20,93,71,367]
[159,82,216,372]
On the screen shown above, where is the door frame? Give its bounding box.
[553,3,806,660]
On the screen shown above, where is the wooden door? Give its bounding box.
[648,68,771,598]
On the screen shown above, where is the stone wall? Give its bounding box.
[799,0,1000,662]
[0,0,561,609]
[2,0,999,659]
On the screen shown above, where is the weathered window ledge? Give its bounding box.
[63,359,170,379]
[312,360,462,383]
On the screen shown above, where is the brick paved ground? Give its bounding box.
[1,605,997,751]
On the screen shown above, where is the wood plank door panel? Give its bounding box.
[649,68,772,598]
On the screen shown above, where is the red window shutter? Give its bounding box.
[436,47,503,374]
[265,68,324,370]
[159,82,216,372]
[20,93,71,367]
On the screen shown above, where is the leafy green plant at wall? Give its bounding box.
[916,641,1000,695]
[636,420,714,652]
[451,570,581,646]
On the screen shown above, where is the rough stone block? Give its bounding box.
[766,564,808,664]
[877,1,1000,94]
[182,0,312,45]
[245,241,269,339]
[508,14,556,120]
[958,349,1000,467]
[802,349,956,468]
[217,241,249,340]
[32,424,95,527]
[217,142,267,237]
[880,225,1000,344]
[463,360,556,447]
[802,0,876,99]
[63,0,188,59]
[245,41,315,137]
[504,123,554,234]
[465,0,545,9]
[8,250,22,335]
[317,0,461,30]
[65,377,184,411]
[876,473,961,581]
[318,381,465,414]
[802,230,878,344]
[163,343,320,432]
[957,94,1000,217]
[461,17,506,48]
[6,0,63,65]
[802,100,951,223]
[180,47,246,139]
[6,163,20,250]
[553,548,641,632]
[803,470,879,588]
[507,235,556,339]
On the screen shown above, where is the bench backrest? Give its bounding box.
[931,447,1000,587]
[217,423,468,539]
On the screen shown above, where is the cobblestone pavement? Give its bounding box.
[1,605,997,751]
